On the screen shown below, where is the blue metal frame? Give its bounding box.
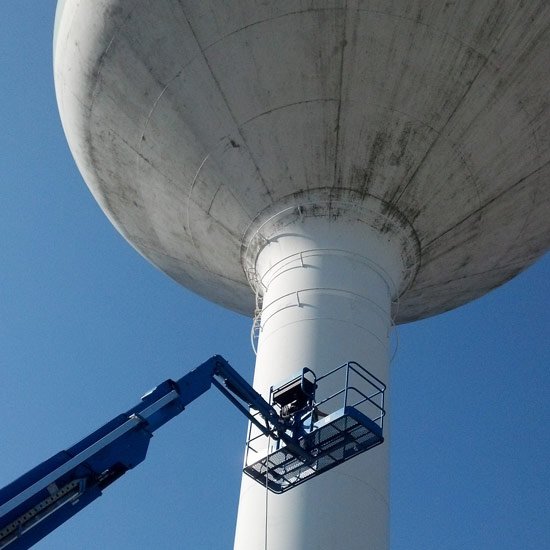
[0,355,283,549]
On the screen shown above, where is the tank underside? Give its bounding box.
[54,1,550,322]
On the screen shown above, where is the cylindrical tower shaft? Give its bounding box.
[235,211,408,549]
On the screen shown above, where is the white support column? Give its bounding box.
[235,207,414,550]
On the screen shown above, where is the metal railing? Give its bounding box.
[244,361,385,463]
[314,361,386,431]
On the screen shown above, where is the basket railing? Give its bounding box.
[244,360,385,464]
[314,361,386,430]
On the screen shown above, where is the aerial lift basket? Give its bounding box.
[243,361,386,493]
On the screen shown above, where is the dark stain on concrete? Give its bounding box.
[362,130,389,192]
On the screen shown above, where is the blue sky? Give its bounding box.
[1,3,549,549]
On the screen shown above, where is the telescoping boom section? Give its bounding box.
[0,356,385,549]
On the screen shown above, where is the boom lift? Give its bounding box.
[0,355,385,549]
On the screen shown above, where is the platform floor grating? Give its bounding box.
[243,407,383,493]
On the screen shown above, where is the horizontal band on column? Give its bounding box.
[257,315,390,353]
[259,287,393,332]
[257,248,398,299]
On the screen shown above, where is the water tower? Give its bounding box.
[53,1,550,548]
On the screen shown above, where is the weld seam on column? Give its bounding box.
[260,287,392,327]
[259,248,398,298]
[257,317,389,352]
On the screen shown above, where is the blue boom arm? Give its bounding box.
[1,355,386,547]
[0,355,282,549]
